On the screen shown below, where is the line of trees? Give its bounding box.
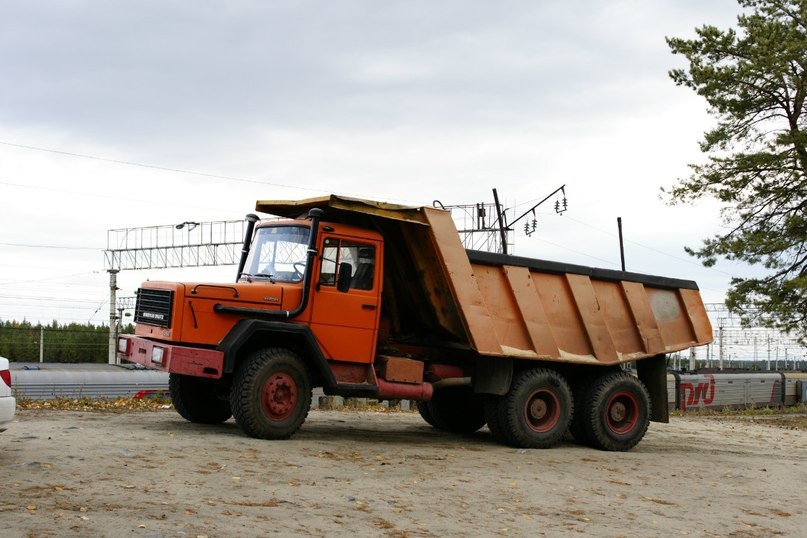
[0,320,134,363]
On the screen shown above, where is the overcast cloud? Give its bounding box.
[0,0,747,325]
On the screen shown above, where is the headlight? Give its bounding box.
[117,338,128,354]
[152,346,165,365]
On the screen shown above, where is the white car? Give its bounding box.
[0,357,15,432]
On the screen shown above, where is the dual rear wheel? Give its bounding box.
[418,369,576,449]
[569,371,651,452]
[480,368,650,451]
[484,369,573,449]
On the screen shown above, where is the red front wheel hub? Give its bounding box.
[262,372,298,420]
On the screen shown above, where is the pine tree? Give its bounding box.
[666,0,807,341]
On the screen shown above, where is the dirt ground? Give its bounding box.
[2,409,806,538]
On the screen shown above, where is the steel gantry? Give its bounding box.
[103,218,251,363]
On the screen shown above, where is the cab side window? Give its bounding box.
[347,243,375,290]
[319,238,375,290]
[319,239,339,286]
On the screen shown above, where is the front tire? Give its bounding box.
[230,348,312,440]
[416,400,439,427]
[169,373,232,424]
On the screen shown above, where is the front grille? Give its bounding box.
[134,288,174,327]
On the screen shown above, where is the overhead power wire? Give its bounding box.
[0,294,104,304]
[560,214,737,277]
[0,140,427,205]
[0,270,102,288]
[0,179,237,215]
[0,240,97,250]
[0,140,321,192]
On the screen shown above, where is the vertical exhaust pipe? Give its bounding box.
[285,208,324,318]
[236,213,260,282]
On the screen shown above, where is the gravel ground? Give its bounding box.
[2,408,806,537]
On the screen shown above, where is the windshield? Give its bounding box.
[242,225,310,283]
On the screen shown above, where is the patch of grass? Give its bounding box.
[671,404,807,430]
[670,403,807,418]
[16,396,419,414]
[16,396,173,412]
[757,414,807,430]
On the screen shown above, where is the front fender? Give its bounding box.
[217,319,336,389]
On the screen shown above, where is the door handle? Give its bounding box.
[361,304,377,310]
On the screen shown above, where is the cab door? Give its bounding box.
[309,235,382,363]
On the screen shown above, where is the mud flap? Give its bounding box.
[636,354,669,423]
[473,356,512,395]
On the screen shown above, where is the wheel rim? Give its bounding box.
[524,388,561,433]
[261,372,298,420]
[605,390,639,434]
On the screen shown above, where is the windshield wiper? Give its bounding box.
[240,273,276,283]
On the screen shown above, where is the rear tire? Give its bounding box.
[424,386,486,434]
[169,373,232,424]
[499,368,573,449]
[483,395,510,443]
[230,348,312,440]
[580,371,650,451]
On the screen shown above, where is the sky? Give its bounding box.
[0,0,765,331]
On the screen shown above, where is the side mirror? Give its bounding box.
[336,262,352,293]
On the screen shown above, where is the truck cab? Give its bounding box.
[125,212,386,374]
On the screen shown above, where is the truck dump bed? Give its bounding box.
[256,195,713,366]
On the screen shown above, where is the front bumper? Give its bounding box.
[117,335,225,379]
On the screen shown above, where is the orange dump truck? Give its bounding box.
[118,195,713,451]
